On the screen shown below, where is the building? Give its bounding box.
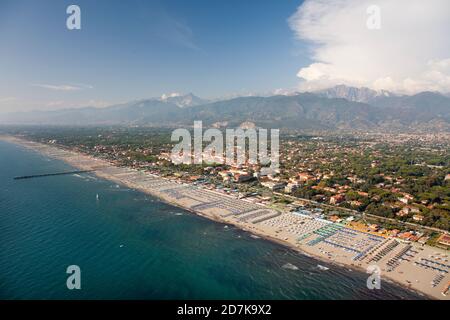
[398,197,409,204]
[260,181,286,191]
[396,210,409,217]
[412,214,424,222]
[398,231,414,241]
[417,236,429,245]
[349,200,362,207]
[438,234,450,247]
[298,172,314,182]
[329,194,345,205]
[232,172,253,183]
[323,187,337,193]
[398,193,414,204]
[397,205,420,217]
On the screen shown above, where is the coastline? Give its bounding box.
[2,135,447,300]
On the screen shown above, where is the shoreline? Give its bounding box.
[2,136,447,300]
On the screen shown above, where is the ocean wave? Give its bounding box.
[317,265,329,271]
[282,263,299,271]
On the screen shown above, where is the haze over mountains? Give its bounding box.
[1,86,449,131]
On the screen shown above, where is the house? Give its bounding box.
[357,191,369,197]
[398,193,414,204]
[372,195,381,201]
[349,200,362,207]
[412,214,424,222]
[398,232,414,241]
[398,197,409,204]
[399,205,420,217]
[396,209,409,217]
[298,172,314,182]
[330,194,345,205]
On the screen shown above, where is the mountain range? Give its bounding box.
[1,86,449,132]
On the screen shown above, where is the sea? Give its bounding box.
[0,140,424,299]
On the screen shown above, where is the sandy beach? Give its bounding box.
[2,135,449,300]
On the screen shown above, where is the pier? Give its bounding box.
[14,170,94,180]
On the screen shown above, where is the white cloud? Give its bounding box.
[31,83,93,91]
[288,0,450,94]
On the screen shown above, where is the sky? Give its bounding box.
[0,0,449,113]
[290,0,450,94]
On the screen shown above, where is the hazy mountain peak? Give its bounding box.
[160,92,182,100]
[316,85,395,103]
[159,92,207,107]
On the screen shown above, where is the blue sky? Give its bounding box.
[2,0,448,113]
[0,0,309,112]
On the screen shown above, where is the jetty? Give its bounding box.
[14,170,94,180]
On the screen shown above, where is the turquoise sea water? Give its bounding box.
[0,140,423,299]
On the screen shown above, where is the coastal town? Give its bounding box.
[14,127,449,243]
[1,128,449,300]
